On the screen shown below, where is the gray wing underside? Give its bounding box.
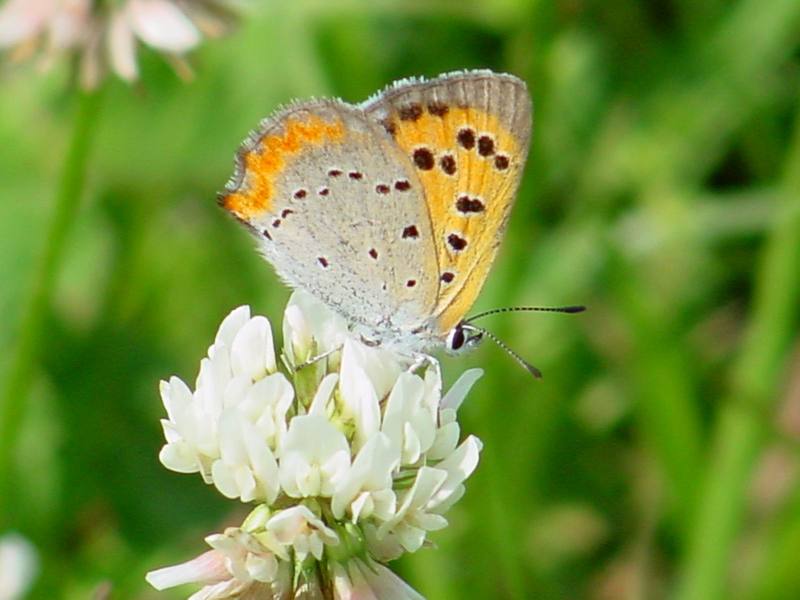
[361,69,532,140]
[231,102,439,335]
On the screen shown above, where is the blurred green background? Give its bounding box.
[1,0,800,598]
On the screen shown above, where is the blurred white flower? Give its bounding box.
[149,291,485,599]
[0,0,237,88]
[0,533,38,600]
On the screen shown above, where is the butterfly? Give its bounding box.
[218,70,543,364]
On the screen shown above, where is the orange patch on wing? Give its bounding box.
[392,106,523,334]
[222,115,345,219]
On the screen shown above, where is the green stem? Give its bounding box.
[0,90,103,526]
[673,105,800,600]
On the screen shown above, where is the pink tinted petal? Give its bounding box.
[188,579,250,600]
[0,0,49,47]
[332,561,376,600]
[128,0,200,52]
[108,9,137,81]
[360,561,425,600]
[146,550,229,590]
[46,0,90,50]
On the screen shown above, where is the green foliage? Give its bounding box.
[1,0,799,597]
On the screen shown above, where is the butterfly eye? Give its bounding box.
[446,325,484,354]
[446,325,466,352]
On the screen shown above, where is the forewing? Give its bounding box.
[219,101,439,334]
[363,71,532,335]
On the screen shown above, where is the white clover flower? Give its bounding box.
[0,0,236,88]
[149,291,485,599]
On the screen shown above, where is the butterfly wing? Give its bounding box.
[362,71,533,336]
[219,101,441,340]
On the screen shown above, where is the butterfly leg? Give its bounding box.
[293,344,343,372]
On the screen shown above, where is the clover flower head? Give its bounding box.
[149,291,484,599]
[0,0,237,88]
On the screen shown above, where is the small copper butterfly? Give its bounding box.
[219,70,534,357]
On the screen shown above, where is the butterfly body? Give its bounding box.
[220,70,533,353]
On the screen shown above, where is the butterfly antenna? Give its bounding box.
[462,324,543,379]
[465,305,586,324]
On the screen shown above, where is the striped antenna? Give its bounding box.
[461,324,542,379]
[465,305,586,324]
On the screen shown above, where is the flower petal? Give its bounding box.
[339,342,381,450]
[279,415,350,497]
[427,435,483,511]
[441,368,483,412]
[108,11,139,82]
[331,432,397,519]
[281,304,311,366]
[242,419,279,503]
[128,0,200,52]
[266,506,339,560]
[426,421,460,461]
[213,305,251,349]
[359,560,425,600]
[159,440,200,473]
[381,372,436,464]
[285,290,349,357]
[331,560,379,600]
[160,376,192,422]
[146,549,229,590]
[0,0,48,48]
[230,315,276,379]
[309,373,339,416]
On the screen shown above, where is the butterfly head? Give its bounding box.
[442,305,587,377]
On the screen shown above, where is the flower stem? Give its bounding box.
[0,89,103,526]
[673,103,800,600]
